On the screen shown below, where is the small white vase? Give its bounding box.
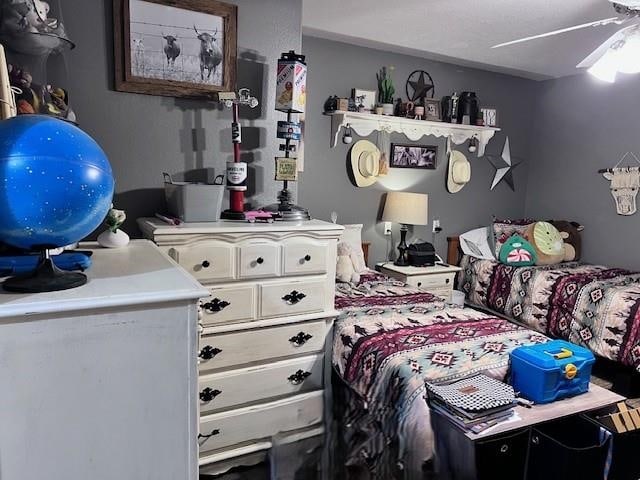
[382,103,394,115]
[98,229,130,248]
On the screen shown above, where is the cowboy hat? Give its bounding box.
[447,150,471,193]
[350,140,381,187]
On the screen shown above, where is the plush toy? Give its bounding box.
[499,235,537,267]
[525,221,565,266]
[336,242,361,284]
[549,220,584,262]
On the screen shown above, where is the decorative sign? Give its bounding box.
[274,157,298,182]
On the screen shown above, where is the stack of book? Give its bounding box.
[426,374,517,434]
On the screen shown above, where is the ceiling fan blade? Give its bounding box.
[491,17,622,48]
[576,24,636,68]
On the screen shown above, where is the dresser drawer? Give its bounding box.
[169,242,234,282]
[406,273,455,290]
[283,241,328,276]
[198,391,323,455]
[238,243,280,279]
[198,354,324,414]
[198,319,329,371]
[260,280,326,318]
[200,286,256,326]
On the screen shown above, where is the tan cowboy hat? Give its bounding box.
[350,140,381,187]
[447,150,471,193]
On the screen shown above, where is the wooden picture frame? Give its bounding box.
[481,107,498,127]
[113,0,237,98]
[390,143,437,170]
[424,98,441,121]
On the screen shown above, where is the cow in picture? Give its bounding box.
[132,38,145,74]
[162,35,181,67]
[193,25,222,82]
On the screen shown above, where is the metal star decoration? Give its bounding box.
[406,70,435,102]
[488,137,521,191]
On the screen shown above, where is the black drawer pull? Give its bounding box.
[282,290,306,304]
[500,444,509,453]
[304,254,311,261]
[199,346,222,360]
[201,260,211,268]
[289,332,312,346]
[288,369,312,385]
[446,278,450,284]
[198,429,220,440]
[202,298,230,313]
[256,257,264,265]
[417,282,422,287]
[199,387,222,402]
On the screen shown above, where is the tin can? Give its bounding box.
[226,162,247,191]
[277,121,301,140]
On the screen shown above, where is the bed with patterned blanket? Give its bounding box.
[458,254,640,372]
[332,271,547,479]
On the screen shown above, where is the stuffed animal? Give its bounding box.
[549,220,584,262]
[336,242,361,284]
[525,221,565,266]
[499,235,537,267]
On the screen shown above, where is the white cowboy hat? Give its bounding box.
[350,140,381,187]
[447,150,471,193]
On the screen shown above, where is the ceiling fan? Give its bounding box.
[492,0,640,82]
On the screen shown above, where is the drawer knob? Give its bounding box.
[202,298,230,313]
[198,429,220,441]
[199,346,222,360]
[446,278,450,284]
[282,290,306,304]
[500,444,509,453]
[304,254,311,262]
[289,332,312,346]
[199,387,222,402]
[417,282,422,287]
[288,369,312,385]
[256,257,264,265]
[201,260,211,268]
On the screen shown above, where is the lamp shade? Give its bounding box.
[382,192,428,226]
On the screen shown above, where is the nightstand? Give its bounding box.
[377,263,462,301]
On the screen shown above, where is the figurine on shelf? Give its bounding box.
[98,206,129,248]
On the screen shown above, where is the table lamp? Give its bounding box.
[382,192,429,266]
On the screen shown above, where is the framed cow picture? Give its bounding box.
[113,0,237,98]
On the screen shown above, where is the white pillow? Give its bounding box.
[459,227,496,260]
[339,224,368,272]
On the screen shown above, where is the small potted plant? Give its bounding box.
[377,66,395,115]
[97,205,130,248]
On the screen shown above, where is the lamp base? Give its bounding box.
[393,224,410,266]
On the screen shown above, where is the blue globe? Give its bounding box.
[0,115,114,250]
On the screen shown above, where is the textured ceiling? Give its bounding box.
[302,0,623,80]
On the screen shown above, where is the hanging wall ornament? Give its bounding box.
[405,70,435,104]
[342,123,353,144]
[488,137,521,191]
[600,152,640,215]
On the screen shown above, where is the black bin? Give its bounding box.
[583,404,640,480]
[475,428,529,480]
[527,416,610,480]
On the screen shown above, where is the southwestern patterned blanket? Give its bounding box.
[459,255,640,371]
[333,271,547,479]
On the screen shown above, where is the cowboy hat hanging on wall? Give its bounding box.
[488,137,521,191]
[447,139,471,194]
[350,140,382,188]
[600,152,640,216]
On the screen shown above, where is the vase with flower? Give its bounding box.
[97,206,129,248]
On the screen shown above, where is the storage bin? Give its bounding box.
[510,339,594,403]
[583,403,640,480]
[527,416,610,480]
[475,428,529,480]
[163,172,224,222]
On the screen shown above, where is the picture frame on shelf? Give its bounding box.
[113,0,237,98]
[424,98,441,121]
[390,143,437,170]
[481,107,498,127]
[351,88,377,112]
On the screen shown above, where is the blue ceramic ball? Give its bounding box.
[0,115,114,250]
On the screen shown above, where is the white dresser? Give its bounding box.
[138,218,343,472]
[0,241,206,480]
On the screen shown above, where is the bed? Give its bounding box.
[331,269,548,479]
[447,236,640,373]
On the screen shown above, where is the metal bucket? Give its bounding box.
[163,173,225,222]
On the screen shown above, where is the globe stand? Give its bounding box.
[3,249,87,293]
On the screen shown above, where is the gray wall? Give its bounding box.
[300,36,537,265]
[58,0,302,235]
[525,73,640,269]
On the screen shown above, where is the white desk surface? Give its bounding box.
[378,262,462,276]
[0,240,207,319]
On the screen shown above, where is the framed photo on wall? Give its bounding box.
[390,143,437,170]
[113,0,237,98]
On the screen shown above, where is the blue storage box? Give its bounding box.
[510,340,595,404]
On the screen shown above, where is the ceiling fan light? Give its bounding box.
[617,34,640,73]
[588,48,620,83]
